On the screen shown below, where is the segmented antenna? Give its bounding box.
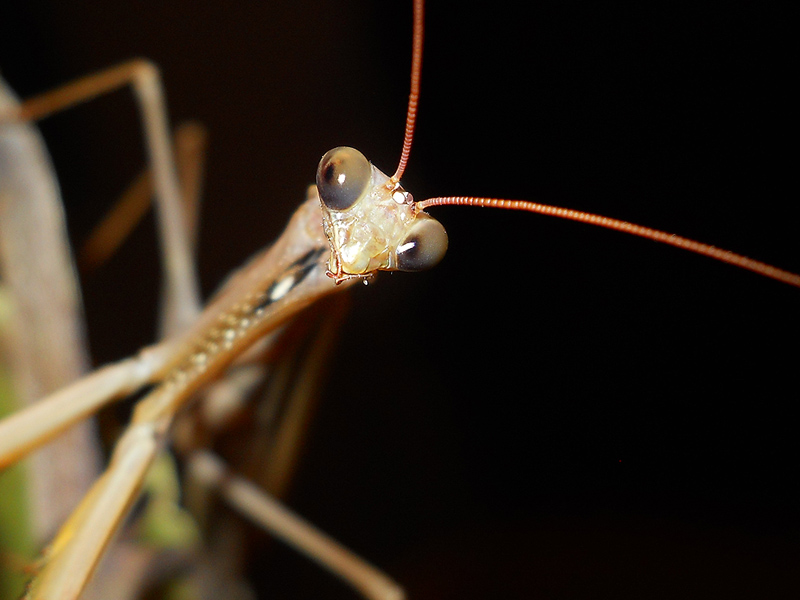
[391,0,424,185]
[398,2,799,290]
[416,196,800,289]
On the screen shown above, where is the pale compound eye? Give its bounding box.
[396,214,448,271]
[316,147,372,211]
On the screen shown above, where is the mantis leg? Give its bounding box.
[6,59,202,333]
[0,341,174,470]
[189,450,405,600]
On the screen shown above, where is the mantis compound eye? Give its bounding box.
[396,213,448,271]
[316,147,372,211]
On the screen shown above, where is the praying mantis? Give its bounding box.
[1,0,798,598]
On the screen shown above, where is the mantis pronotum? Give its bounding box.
[2,0,798,598]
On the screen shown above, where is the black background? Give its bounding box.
[2,1,798,597]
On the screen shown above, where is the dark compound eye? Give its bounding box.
[316,147,372,211]
[396,214,448,271]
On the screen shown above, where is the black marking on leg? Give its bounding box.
[289,247,326,270]
[257,247,327,311]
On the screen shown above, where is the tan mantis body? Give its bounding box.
[1,0,798,598]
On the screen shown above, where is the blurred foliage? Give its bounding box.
[0,289,36,599]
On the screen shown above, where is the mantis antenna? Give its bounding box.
[414,196,800,289]
[388,1,800,289]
